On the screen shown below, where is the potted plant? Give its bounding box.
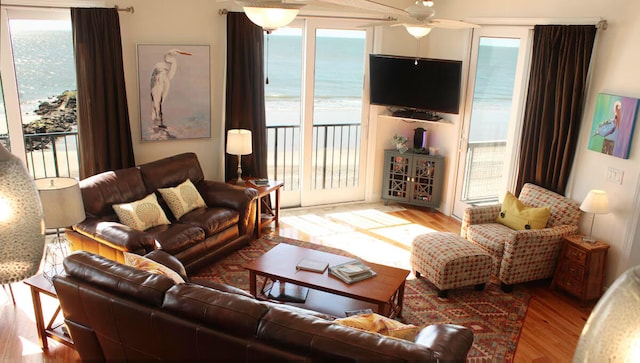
[392,134,408,153]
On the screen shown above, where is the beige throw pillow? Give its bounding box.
[112,193,171,231]
[123,252,185,284]
[158,179,207,220]
[333,313,419,341]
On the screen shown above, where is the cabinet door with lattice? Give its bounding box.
[382,150,410,201]
[410,155,444,207]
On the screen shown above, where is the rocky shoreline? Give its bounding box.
[22,90,77,151]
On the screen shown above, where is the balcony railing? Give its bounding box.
[461,140,506,204]
[267,123,361,191]
[23,131,79,179]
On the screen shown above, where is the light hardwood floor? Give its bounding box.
[0,203,593,362]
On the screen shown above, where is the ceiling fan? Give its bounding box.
[231,0,478,37]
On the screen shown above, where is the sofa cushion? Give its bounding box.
[147,223,206,255]
[123,252,185,284]
[158,179,207,219]
[333,313,419,341]
[163,283,269,338]
[497,191,550,230]
[80,167,147,217]
[467,223,512,275]
[113,193,171,231]
[138,153,205,195]
[179,207,239,236]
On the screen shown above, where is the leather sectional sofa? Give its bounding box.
[66,153,258,273]
[53,251,474,362]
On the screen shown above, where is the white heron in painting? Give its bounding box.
[150,48,192,128]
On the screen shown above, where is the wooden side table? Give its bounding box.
[23,273,74,349]
[551,234,609,306]
[229,178,284,238]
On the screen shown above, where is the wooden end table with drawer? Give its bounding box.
[551,234,609,306]
[228,178,284,238]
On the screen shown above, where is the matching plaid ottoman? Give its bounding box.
[410,232,492,298]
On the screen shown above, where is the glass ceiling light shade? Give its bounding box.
[573,264,640,361]
[227,129,253,184]
[404,25,433,39]
[243,5,299,33]
[0,143,46,284]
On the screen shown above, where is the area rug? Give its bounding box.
[193,234,530,361]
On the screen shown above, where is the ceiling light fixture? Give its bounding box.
[242,2,301,33]
[404,25,432,39]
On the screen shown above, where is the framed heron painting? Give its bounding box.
[587,93,638,159]
[137,44,211,141]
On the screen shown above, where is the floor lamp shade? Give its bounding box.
[573,265,640,361]
[0,144,46,284]
[35,178,86,229]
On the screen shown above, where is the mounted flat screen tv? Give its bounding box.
[369,54,462,115]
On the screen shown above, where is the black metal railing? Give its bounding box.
[266,123,361,191]
[23,131,79,179]
[462,140,507,204]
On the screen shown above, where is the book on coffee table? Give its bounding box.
[296,258,329,273]
[329,260,377,284]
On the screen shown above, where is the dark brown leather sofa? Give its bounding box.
[53,251,474,362]
[66,152,258,273]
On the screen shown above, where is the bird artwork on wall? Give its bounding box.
[587,93,639,159]
[137,44,211,142]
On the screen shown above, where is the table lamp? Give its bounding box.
[580,189,609,243]
[573,264,640,361]
[35,177,86,280]
[226,129,253,184]
[0,144,46,288]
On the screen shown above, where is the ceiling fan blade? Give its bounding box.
[318,0,407,16]
[428,18,480,29]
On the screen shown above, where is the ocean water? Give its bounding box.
[3,28,517,143]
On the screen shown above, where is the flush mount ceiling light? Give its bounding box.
[403,24,432,39]
[240,2,302,32]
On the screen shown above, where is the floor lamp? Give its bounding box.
[0,144,46,303]
[226,129,253,184]
[35,177,86,280]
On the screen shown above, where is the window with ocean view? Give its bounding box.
[0,78,8,150]
[265,23,370,207]
[6,18,79,178]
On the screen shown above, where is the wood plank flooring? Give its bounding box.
[0,203,593,362]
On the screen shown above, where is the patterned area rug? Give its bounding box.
[193,234,530,361]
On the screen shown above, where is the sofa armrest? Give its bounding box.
[144,249,188,282]
[196,180,258,235]
[461,204,501,238]
[72,217,157,255]
[415,324,474,362]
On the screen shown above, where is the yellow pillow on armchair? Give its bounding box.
[497,191,551,230]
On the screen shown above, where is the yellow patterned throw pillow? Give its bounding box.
[333,313,419,341]
[123,252,185,284]
[112,193,171,231]
[496,191,551,230]
[158,179,207,220]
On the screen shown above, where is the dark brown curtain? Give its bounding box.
[515,25,596,195]
[224,12,268,181]
[71,8,135,179]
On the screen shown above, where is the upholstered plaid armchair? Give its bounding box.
[460,183,581,292]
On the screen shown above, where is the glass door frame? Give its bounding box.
[452,26,533,219]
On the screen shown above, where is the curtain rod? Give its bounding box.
[0,3,134,13]
[218,8,394,22]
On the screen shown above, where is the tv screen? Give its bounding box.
[369,54,462,115]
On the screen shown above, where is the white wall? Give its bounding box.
[109,0,639,284]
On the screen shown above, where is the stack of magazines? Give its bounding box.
[329,260,376,284]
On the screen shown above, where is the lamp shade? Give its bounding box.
[573,265,640,361]
[403,24,432,39]
[0,144,46,284]
[35,177,86,229]
[580,189,609,214]
[226,129,253,156]
[244,5,299,32]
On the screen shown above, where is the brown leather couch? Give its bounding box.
[66,152,258,273]
[53,251,474,362]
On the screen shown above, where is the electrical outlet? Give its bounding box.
[606,167,624,185]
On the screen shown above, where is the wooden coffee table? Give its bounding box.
[246,243,410,318]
